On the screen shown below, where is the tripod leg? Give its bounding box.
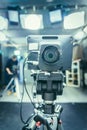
[1,78,14,96]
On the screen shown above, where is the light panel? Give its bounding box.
[0,16,8,30]
[74,31,85,40]
[64,11,85,29]
[14,50,20,55]
[0,32,7,41]
[20,14,44,30]
[8,6,19,25]
[8,10,19,23]
[49,9,62,23]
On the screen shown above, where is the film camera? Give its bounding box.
[27,35,73,114]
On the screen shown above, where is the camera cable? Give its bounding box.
[20,55,36,125]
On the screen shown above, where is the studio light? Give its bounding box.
[74,31,85,40]
[20,14,43,30]
[14,50,20,55]
[7,6,19,25]
[49,9,62,23]
[0,32,7,42]
[64,11,85,29]
[46,0,54,2]
[0,16,8,30]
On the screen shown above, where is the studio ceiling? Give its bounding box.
[0,0,87,48]
[0,0,87,8]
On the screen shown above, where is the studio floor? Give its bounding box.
[0,102,87,130]
[0,83,87,103]
[0,82,87,130]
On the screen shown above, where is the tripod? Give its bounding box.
[22,72,64,130]
[22,103,63,130]
[0,75,21,101]
[0,77,14,97]
[22,105,63,130]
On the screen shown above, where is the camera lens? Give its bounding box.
[48,53,53,58]
[42,46,60,63]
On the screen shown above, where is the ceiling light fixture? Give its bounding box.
[74,31,85,40]
[0,32,8,42]
[0,16,8,30]
[25,14,43,30]
[49,9,62,23]
[46,0,54,2]
[7,6,20,25]
[64,11,85,29]
[20,13,44,30]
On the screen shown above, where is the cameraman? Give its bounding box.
[5,55,18,95]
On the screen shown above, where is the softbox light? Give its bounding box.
[64,11,85,29]
[7,6,19,25]
[20,14,44,30]
[49,9,62,23]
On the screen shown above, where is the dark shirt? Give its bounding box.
[5,58,18,74]
[5,58,18,85]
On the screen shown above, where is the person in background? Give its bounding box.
[5,55,18,95]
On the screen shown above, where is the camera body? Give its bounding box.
[27,35,73,114]
[27,35,73,71]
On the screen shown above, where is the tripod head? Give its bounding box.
[36,71,64,114]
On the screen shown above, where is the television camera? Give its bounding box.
[22,35,73,130]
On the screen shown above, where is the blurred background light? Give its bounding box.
[64,11,85,29]
[7,6,19,25]
[14,50,20,55]
[49,9,62,23]
[20,14,44,30]
[0,16,8,30]
[74,31,85,40]
[0,32,8,41]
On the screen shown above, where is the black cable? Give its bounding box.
[20,56,28,124]
[20,54,36,125]
[23,56,35,107]
[23,77,35,108]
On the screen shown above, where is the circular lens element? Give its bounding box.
[42,46,60,63]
